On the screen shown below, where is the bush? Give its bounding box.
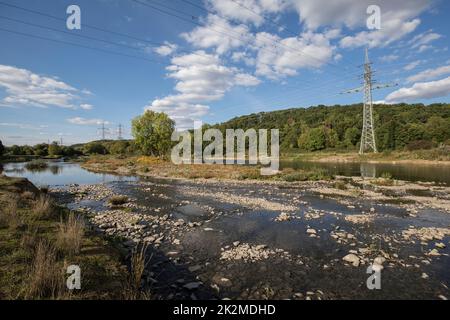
[25,160,48,171]
[83,142,108,155]
[406,140,434,151]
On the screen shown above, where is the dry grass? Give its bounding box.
[32,194,54,219]
[108,195,129,206]
[0,198,21,230]
[124,245,150,300]
[56,213,85,256]
[25,241,64,299]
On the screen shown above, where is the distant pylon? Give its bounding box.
[360,48,377,154]
[117,124,123,140]
[98,122,107,140]
[340,48,399,154]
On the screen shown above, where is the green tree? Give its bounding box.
[424,116,450,143]
[131,111,175,157]
[48,142,62,156]
[83,142,108,155]
[109,140,130,155]
[298,127,326,151]
[34,143,48,157]
[344,127,360,147]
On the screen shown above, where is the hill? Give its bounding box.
[211,103,450,152]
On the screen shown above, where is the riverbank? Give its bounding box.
[283,148,450,164]
[0,174,143,299]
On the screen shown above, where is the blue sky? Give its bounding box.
[1,0,449,145]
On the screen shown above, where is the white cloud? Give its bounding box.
[410,30,442,48]
[253,31,335,79]
[386,76,450,102]
[80,104,93,110]
[181,15,253,55]
[380,54,399,62]
[67,117,109,126]
[144,51,260,129]
[154,42,178,56]
[404,60,422,71]
[407,65,450,83]
[0,122,48,130]
[0,64,83,109]
[206,0,287,26]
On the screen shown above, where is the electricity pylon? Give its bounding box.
[340,48,398,154]
[97,122,109,140]
[117,124,123,140]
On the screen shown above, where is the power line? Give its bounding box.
[0,27,163,63]
[176,0,351,74]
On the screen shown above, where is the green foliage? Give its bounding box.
[212,103,450,153]
[131,111,175,157]
[109,140,130,155]
[33,144,48,157]
[83,142,108,155]
[298,127,326,151]
[0,140,4,156]
[48,142,62,156]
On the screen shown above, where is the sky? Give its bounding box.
[0,0,449,146]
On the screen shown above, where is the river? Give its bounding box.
[1,160,449,299]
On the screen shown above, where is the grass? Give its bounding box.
[32,194,54,219]
[108,195,129,206]
[56,213,85,256]
[0,175,143,300]
[125,245,150,300]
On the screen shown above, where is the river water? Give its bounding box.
[281,160,450,185]
[1,160,449,299]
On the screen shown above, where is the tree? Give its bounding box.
[34,143,48,156]
[298,127,326,151]
[344,127,360,147]
[132,111,175,157]
[424,116,450,143]
[0,140,4,156]
[48,142,62,156]
[109,141,130,155]
[83,142,108,155]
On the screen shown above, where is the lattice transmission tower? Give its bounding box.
[341,48,398,154]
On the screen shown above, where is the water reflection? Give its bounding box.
[2,161,137,187]
[280,159,450,184]
[360,163,376,179]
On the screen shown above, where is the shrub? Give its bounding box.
[334,181,348,190]
[406,140,434,151]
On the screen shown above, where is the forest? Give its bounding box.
[212,103,450,152]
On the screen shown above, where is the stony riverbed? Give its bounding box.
[51,176,450,300]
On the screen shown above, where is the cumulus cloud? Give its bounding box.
[154,42,178,56]
[407,65,450,83]
[253,31,335,79]
[181,15,253,55]
[144,51,260,129]
[67,117,109,126]
[0,64,94,110]
[386,76,450,102]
